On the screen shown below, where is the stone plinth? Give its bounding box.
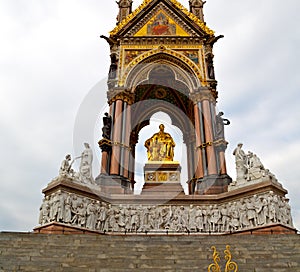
[142,161,184,195]
[144,161,181,182]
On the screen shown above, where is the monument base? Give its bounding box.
[37,176,296,235]
[191,174,232,195]
[142,161,184,195]
[95,174,133,195]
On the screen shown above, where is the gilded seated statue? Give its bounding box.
[144,124,175,161]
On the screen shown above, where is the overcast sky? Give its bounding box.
[0,0,299,232]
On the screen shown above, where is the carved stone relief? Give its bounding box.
[39,191,293,233]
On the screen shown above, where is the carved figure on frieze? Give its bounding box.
[188,205,197,232]
[76,203,86,228]
[256,196,268,226]
[215,112,230,140]
[149,206,158,230]
[238,199,249,229]
[210,204,221,232]
[70,195,82,226]
[124,206,132,232]
[144,124,175,161]
[63,193,72,224]
[130,207,140,232]
[229,202,240,232]
[115,205,126,232]
[97,202,108,231]
[50,191,64,222]
[246,196,258,228]
[267,191,277,224]
[110,207,119,232]
[220,203,230,232]
[284,199,293,227]
[195,206,204,232]
[39,196,50,225]
[86,200,98,230]
[202,208,208,232]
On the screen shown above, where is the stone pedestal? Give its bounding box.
[36,175,296,235]
[142,161,184,195]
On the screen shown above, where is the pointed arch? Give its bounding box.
[122,51,204,91]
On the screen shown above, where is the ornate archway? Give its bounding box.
[98,51,231,195]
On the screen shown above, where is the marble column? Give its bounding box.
[202,99,217,175]
[110,100,123,175]
[193,103,204,178]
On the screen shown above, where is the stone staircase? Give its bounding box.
[0,232,300,272]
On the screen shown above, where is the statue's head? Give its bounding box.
[84,143,90,148]
[159,124,165,131]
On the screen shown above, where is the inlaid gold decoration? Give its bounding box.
[112,141,131,150]
[134,9,190,37]
[155,88,167,98]
[119,47,204,86]
[121,44,203,50]
[109,0,214,36]
[224,246,238,272]
[196,139,229,150]
[98,139,131,150]
[208,246,221,272]
[196,141,213,150]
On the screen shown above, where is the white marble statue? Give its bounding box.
[58,154,77,179]
[54,143,95,186]
[231,143,278,190]
[79,143,95,184]
[232,143,247,182]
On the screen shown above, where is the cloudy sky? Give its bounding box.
[0,0,299,232]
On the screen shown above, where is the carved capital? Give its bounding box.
[190,88,216,104]
[108,88,135,105]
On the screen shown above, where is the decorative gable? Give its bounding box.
[109,0,214,37]
[134,9,190,37]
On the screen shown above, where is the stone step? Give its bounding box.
[1,232,300,271]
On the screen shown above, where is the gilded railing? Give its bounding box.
[208,245,238,272]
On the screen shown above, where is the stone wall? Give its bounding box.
[1,232,300,271]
